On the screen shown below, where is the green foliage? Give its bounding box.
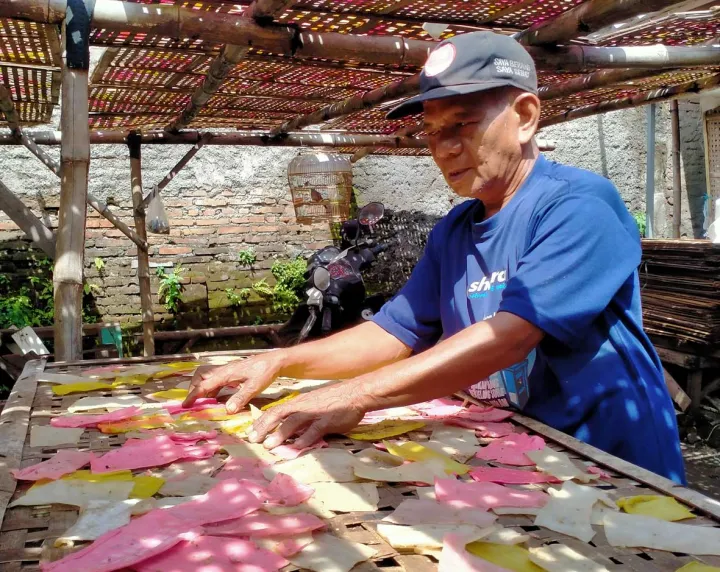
[94,257,105,272]
[248,257,308,314]
[237,248,257,267]
[157,264,185,314]
[0,257,98,329]
[226,287,251,307]
[632,210,647,237]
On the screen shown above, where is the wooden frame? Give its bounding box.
[2,353,720,571]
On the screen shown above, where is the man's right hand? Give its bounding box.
[182,351,285,413]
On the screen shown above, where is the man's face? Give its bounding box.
[423,90,522,203]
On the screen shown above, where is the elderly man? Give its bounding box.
[185,31,686,484]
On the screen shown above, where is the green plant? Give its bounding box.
[248,257,308,314]
[0,256,99,329]
[157,264,185,314]
[237,248,257,267]
[226,287,251,307]
[632,210,647,237]
[94,257,105,272]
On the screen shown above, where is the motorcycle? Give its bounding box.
[278,202,388,346]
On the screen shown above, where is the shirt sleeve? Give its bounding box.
[498,190,641,347]
[372,227,443,353]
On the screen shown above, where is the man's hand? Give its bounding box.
[248,383,367,450]
[183,352,284,413]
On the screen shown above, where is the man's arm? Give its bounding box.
[184,321,411,412]
[250,311,543,448]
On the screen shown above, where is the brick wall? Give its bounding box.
[0,192,333,335]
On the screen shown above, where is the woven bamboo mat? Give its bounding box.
[2,352,720,571]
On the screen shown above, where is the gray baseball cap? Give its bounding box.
[386,31,538,119]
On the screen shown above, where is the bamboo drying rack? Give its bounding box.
[1,350,720,571]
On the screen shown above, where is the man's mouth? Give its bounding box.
[448,168,471,182]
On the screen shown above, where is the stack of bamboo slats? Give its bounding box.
[640,240,720,348]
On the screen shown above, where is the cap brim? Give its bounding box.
[385,80,535,120]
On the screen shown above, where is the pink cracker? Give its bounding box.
[165,479,262,527]
[133,535,289,572]
[169,429,219,443]
[41,509,202,572]
[11,450,94,481]
[468,466,561,485]
[91,435,185,473]
[587,465,612,479]
[219,457,269,482]
[409,398,466,418]
[435,478,548,510]
[453,407,514,423]
[438,533,513,572]
[207,512,326,538]
[270,439,328,460]
[474,433,545,466]
[444,419,514,438]
[262,474,315,507]
[162,398,219,415]
[50,406,143,428]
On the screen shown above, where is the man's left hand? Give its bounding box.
[248,385,366,450]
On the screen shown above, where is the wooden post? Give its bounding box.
[0,179,56,258]
[0,85,20,132]
[670,99,682,239]
[54,11,90,362]
[128,133,155,357]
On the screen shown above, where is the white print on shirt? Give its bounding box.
[467,270,507,299]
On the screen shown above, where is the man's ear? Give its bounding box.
[513,92,540,145]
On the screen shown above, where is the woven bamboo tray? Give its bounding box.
[2,350,720,571]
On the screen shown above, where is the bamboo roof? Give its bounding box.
[1,0,720,154]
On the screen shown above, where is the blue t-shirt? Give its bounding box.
[373,155,686,485]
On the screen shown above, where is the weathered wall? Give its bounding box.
[0,99,709,340]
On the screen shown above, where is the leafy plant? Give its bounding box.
[157,264,185,314]
[94,257,105,273]
[237,248,257,267]
[248,257,308,314]
[226,287,251,307]
[0,256,99,329]
[632,210,647,237]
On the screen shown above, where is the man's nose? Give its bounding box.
[433,134,462,160]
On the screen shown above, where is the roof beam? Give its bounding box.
[539,72,720,127]
[166,0,295,132]
[351,123,424,163]
[518,0,689,46]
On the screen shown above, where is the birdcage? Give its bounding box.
[287,152,353,224]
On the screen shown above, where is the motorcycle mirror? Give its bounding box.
[358,202,385,227]
[312,267,331,291]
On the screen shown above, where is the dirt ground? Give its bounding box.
[683,442,720,500]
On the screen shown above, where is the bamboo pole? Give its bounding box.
[518,0,684,45]
[670,99,682,239]
[13,125,148,250]
[55,63,90,362]
[128,133,155,357]
[351,123,425,163]
[271,75,420,136]
[0,179,56,258]
[539,73,720,128]
[6,0,719,71]
[0,130,430,147]
[166,46,249,132]
[538,68,670,101]
[141,134,211,209]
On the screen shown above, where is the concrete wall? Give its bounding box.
[0,98,710,337]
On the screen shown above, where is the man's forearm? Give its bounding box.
[277,321,412,380]
[347,312,543,411]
